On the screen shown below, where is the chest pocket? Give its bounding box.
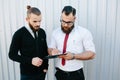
[67,36,84,53]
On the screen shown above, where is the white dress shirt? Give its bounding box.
[48,25,95,71]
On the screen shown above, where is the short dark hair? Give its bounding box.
[62,6,76,16]
[27,5,41,16]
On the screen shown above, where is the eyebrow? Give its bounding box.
[62,20,73,23]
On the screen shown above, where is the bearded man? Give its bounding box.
[48,6,96,80]
[9,5,48,80]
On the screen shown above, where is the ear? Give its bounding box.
[26,17,29,21]
[73,16,76,22]
[74,16,76,20]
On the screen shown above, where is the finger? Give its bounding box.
[43,69,47,72]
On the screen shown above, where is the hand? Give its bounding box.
[32,57,43,67]
[51,48,61,55]
[59,52,75,60]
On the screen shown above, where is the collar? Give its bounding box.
[25,24,34,34]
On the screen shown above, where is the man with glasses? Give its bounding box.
[48,6,95,80]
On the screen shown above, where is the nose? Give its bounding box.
[64,23,68,26]
[64,23,69,27]
[36,22,40,26]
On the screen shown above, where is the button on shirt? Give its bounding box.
[48,25,95,72]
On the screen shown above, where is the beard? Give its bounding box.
[61,24,74,34]
[29,23,40,32]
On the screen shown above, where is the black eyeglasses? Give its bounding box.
[60,20,74,26]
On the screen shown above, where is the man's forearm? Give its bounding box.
[74,51,95,60]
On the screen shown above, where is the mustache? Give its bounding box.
[36,26,40,27]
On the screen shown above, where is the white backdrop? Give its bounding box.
[0,0,120,80]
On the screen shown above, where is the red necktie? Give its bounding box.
[62,34,69,66]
